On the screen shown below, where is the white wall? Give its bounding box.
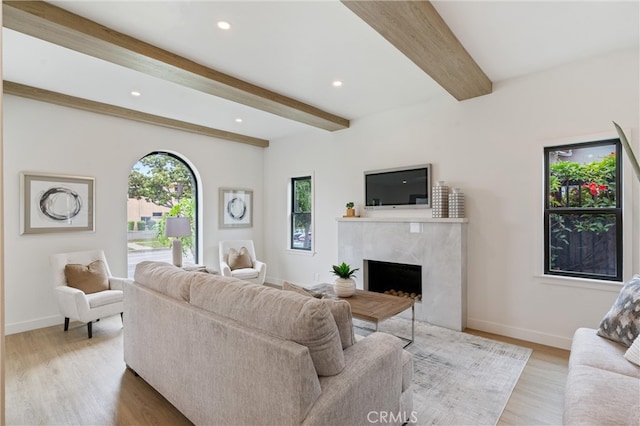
[4,95,264,334]
[263,49,640,349]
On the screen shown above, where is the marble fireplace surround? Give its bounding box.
[337,217,468,331]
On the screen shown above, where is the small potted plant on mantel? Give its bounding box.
[345,202,356,217]
[331,262,359,297]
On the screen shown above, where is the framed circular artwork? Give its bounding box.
[219,188,253,228]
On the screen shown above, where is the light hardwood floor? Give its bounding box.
[6,316,569,425]
[467,330,570,425]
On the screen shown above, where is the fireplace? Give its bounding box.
[338,217,467,331]
[364,260,422,301]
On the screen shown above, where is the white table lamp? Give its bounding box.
[165,217,191,267]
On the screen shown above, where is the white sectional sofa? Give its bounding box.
[564,275,640,425]
[563,330,639,425]
[123,261,414,425]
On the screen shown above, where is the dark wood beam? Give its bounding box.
[3,1,349,131]
[4,81,269,148]
[341,1,492,101]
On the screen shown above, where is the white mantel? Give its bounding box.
[337,217,467,331]
[337,217,468,223]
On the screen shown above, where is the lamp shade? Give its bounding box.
[165,217,191,238]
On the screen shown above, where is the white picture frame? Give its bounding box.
[20,172,95,234]
[219,187,253,228]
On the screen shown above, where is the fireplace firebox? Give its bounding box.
[364,260,422,301]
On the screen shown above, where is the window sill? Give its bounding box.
[285,248,316,257]
[535,274,623,292]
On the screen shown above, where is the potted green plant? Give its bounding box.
[345,202,356,217]
[330,262,359,297]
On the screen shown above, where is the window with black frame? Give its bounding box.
[291,176,312,251]
[544,139,622,281]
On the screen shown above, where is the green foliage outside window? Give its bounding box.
[546,142,620,280]
[549,152,616,208]
[129,154,194,209]
[129,152,196,255]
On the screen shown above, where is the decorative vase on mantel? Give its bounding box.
[432,180,449,218]
[448,187,465,218]
[331,262,359,298]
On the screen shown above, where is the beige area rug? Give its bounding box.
[354,317,532,426]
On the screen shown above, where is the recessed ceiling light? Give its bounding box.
[235,118,243,123]
[130,91,141,97]
[217,21,231,30]
[332,80,343,87]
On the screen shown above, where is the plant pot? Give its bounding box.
[346,208,356,217]
[333,277,356,297]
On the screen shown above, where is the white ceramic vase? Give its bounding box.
[333,278,356,297]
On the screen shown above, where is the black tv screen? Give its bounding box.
[364,164,431,210]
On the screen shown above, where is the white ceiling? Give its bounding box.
[3,1,639,142]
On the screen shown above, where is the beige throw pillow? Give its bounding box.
[283,281,355,349]
[64,260,109,294]
[624,336,640,366]
[228,247,253,270]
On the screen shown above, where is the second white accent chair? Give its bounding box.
[50,249,125,338]
[218,240,267,284]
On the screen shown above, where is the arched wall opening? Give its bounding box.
[127,151,201,277]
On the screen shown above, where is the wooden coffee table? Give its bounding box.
[309,285,415,347]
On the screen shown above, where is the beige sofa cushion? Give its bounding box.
[563,365,640,425]
[64,260,109,294]
[190,275,345,376]
[134,261,202,302]
[570,328,640,378]
[283,282,355,349]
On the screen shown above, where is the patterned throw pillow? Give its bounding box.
[597,275,640,347]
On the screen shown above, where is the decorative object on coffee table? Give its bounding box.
[432,180,449,218]
[331,262,358,297]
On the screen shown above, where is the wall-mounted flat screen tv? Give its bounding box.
[364,164,431,210]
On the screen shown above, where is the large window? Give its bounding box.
[127,152,198,277]
[544,139,622,281]
[291,176,312,251]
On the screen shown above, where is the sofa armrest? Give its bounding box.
[108,277,130,291]
[302,332,406,426]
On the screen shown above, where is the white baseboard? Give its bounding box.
[467,318,573,350]
[5,315,62,335]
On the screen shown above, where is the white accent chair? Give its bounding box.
[50,250,125,338]
[219,240,267,284]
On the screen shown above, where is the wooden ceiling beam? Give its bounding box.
[4,81,269,148]
[3,0,349,132]
[341,1,492,101]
